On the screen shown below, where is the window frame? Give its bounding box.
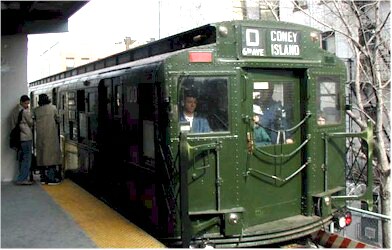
[316,76,341,126]
[177,75,231,135]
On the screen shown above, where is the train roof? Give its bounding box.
[29,20,325,88]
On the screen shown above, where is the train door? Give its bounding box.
[244,69,307,225]
[97,78,124,183]
[178,75,230,213]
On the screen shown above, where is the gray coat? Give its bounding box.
[11,104,33,141]
[33,104,61,166]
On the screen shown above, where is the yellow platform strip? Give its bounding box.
[42,179,166,248]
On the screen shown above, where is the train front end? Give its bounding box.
[161,20,373,247]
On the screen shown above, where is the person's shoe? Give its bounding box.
[20,180,33,185]
[47,179,61,186]
[40,177,48,185]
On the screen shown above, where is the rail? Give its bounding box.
[253,134,311,158]
[260,111,311,144]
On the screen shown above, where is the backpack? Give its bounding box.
[10,110,23,150]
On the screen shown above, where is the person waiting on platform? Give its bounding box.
[11,95,34,185]
[253,105,271,147]
[33,94,62,185]
[180,92,211,133]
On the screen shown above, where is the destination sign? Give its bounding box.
[241,28,265,56]
[241,27,302,57]
[270,29,301,56]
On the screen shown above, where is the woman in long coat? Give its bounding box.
[33,94,62,184]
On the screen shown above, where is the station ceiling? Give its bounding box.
[1,1,88,36]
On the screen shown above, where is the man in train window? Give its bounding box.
[180,91,211,133]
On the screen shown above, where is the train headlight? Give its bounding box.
[310,31,321,48]
[324,196,331,206]
[218,26,228,37]
[229,213,239,224]
[310,31,320,42]
[338,216,346,228]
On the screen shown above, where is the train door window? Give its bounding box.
[35,95,39,108]
[61,93,66,133]
[114,84,122,116]
[179,76,228,133]
[77,89,87,142]
[317,77,341,125]
[68,92,77,140]
[52,88,57,106]
[29,92,34,108]
[87,91,98,143]
[103,79,113,117]
[253,82,295,145]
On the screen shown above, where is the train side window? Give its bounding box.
[88,92,96,112]
[77,90,85,112]
[317,77,341,125]
[179,76,228,133]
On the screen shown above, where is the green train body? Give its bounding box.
[29,20,373,247]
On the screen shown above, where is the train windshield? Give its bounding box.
[253,81,295,145]
[179,76,229,134]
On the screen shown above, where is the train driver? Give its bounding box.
[255,84,293,144]
[180,92,211,133]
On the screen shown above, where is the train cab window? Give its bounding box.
[317,77,341,125]
[253,82,294,145]
[179,76,228,134]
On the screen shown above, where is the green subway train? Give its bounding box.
[29,20,374,247]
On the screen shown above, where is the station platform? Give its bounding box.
[1,179,165,248]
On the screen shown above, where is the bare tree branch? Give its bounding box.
[260,0,280,21]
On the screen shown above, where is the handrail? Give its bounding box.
[253,135,311,159]
[257,111,312,136]
[347,206,391,221]
[326,120,374,211]
[246,159,310,185]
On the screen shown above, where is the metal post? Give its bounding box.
[347,206,391,221]
[179,132,191,247]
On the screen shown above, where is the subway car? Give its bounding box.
[29,20,374,247]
